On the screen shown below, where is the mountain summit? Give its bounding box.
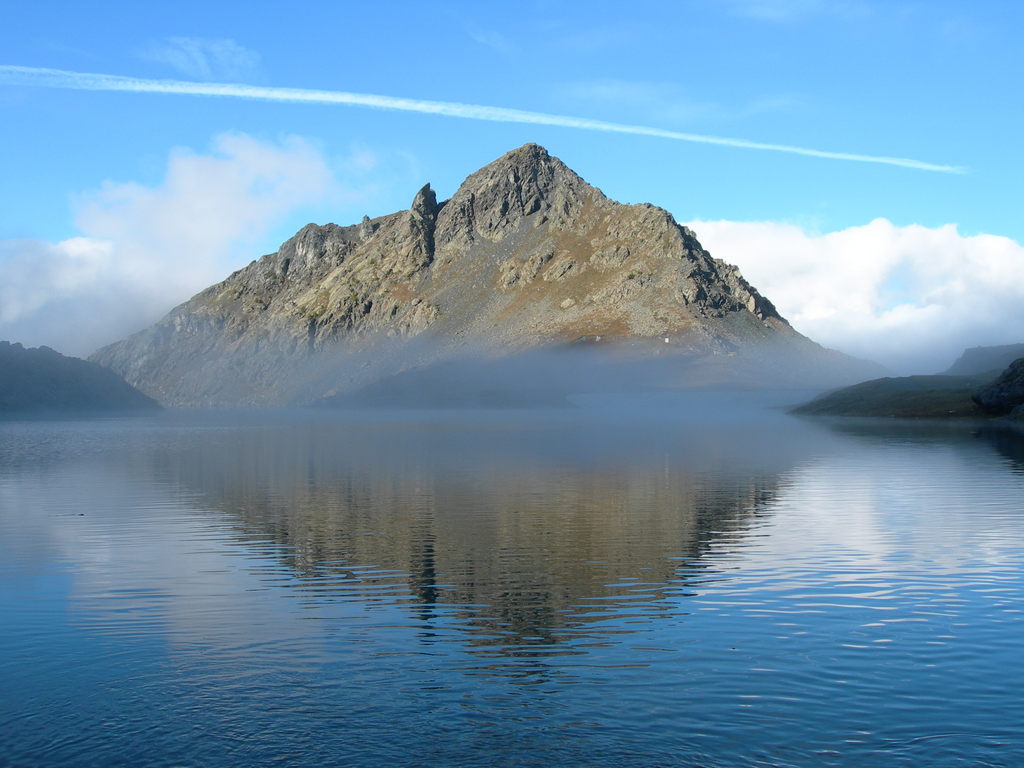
[92,144,870,407]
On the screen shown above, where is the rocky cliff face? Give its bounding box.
[92,144,869,407]
[973,358,1024,417]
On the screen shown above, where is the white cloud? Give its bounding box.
[464,24,516,56]
[0,237,111,325]
[687,218,1024,373]
[141,37,261,80]
[0,133,346,357]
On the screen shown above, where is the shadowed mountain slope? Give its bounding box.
[944,343,1024,377]
[1,341,160,415]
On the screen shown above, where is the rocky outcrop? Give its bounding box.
[92,143,873,407]
[1,341,160,415]
[973,359,1024,416]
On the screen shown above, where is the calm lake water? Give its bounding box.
[2,398,1023,767]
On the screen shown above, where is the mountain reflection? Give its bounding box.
[977,424,1024,471]
[138,410,816,652]
[7,408,1024,765]
[812,417,1024,474]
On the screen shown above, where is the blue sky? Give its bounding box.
[1,0,1022,370]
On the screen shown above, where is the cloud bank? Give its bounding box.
[688,218,1024,373]
[0,133,338,356]
[0,65,961,173]
[140,37,261,80]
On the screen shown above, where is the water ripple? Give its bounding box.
[2,414,1023,766]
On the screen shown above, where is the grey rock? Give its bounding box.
[973,358,1024,415]
[358,215,373,240]
[411,183,438,219]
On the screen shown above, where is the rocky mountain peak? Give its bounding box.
[457,142,586,199]
[436,143,591,246]
[90,144,875,407]
[487,142,564,173]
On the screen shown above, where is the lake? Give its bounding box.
[2,398,1022,767]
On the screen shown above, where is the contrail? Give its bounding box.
[1,65,963,173]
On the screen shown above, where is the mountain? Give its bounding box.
[791,373,988,419]
[793,343,1024,420]
[92,144,876,407]
[1,341,160,415]
[943,343,1024,377]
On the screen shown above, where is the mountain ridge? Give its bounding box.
[91,143,874,407]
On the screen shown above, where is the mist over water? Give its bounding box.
[301,336,877,410]
[2,403,1023,766]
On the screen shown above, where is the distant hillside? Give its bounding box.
[0,341,160,415]
[794,343,1024,419]
[791,374,987,419]
[944,343,1024,376]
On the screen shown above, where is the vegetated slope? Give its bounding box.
[1,341,160,415]
[92,143,876,407]
[792,374,988,418]
[794,345,1024,419]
